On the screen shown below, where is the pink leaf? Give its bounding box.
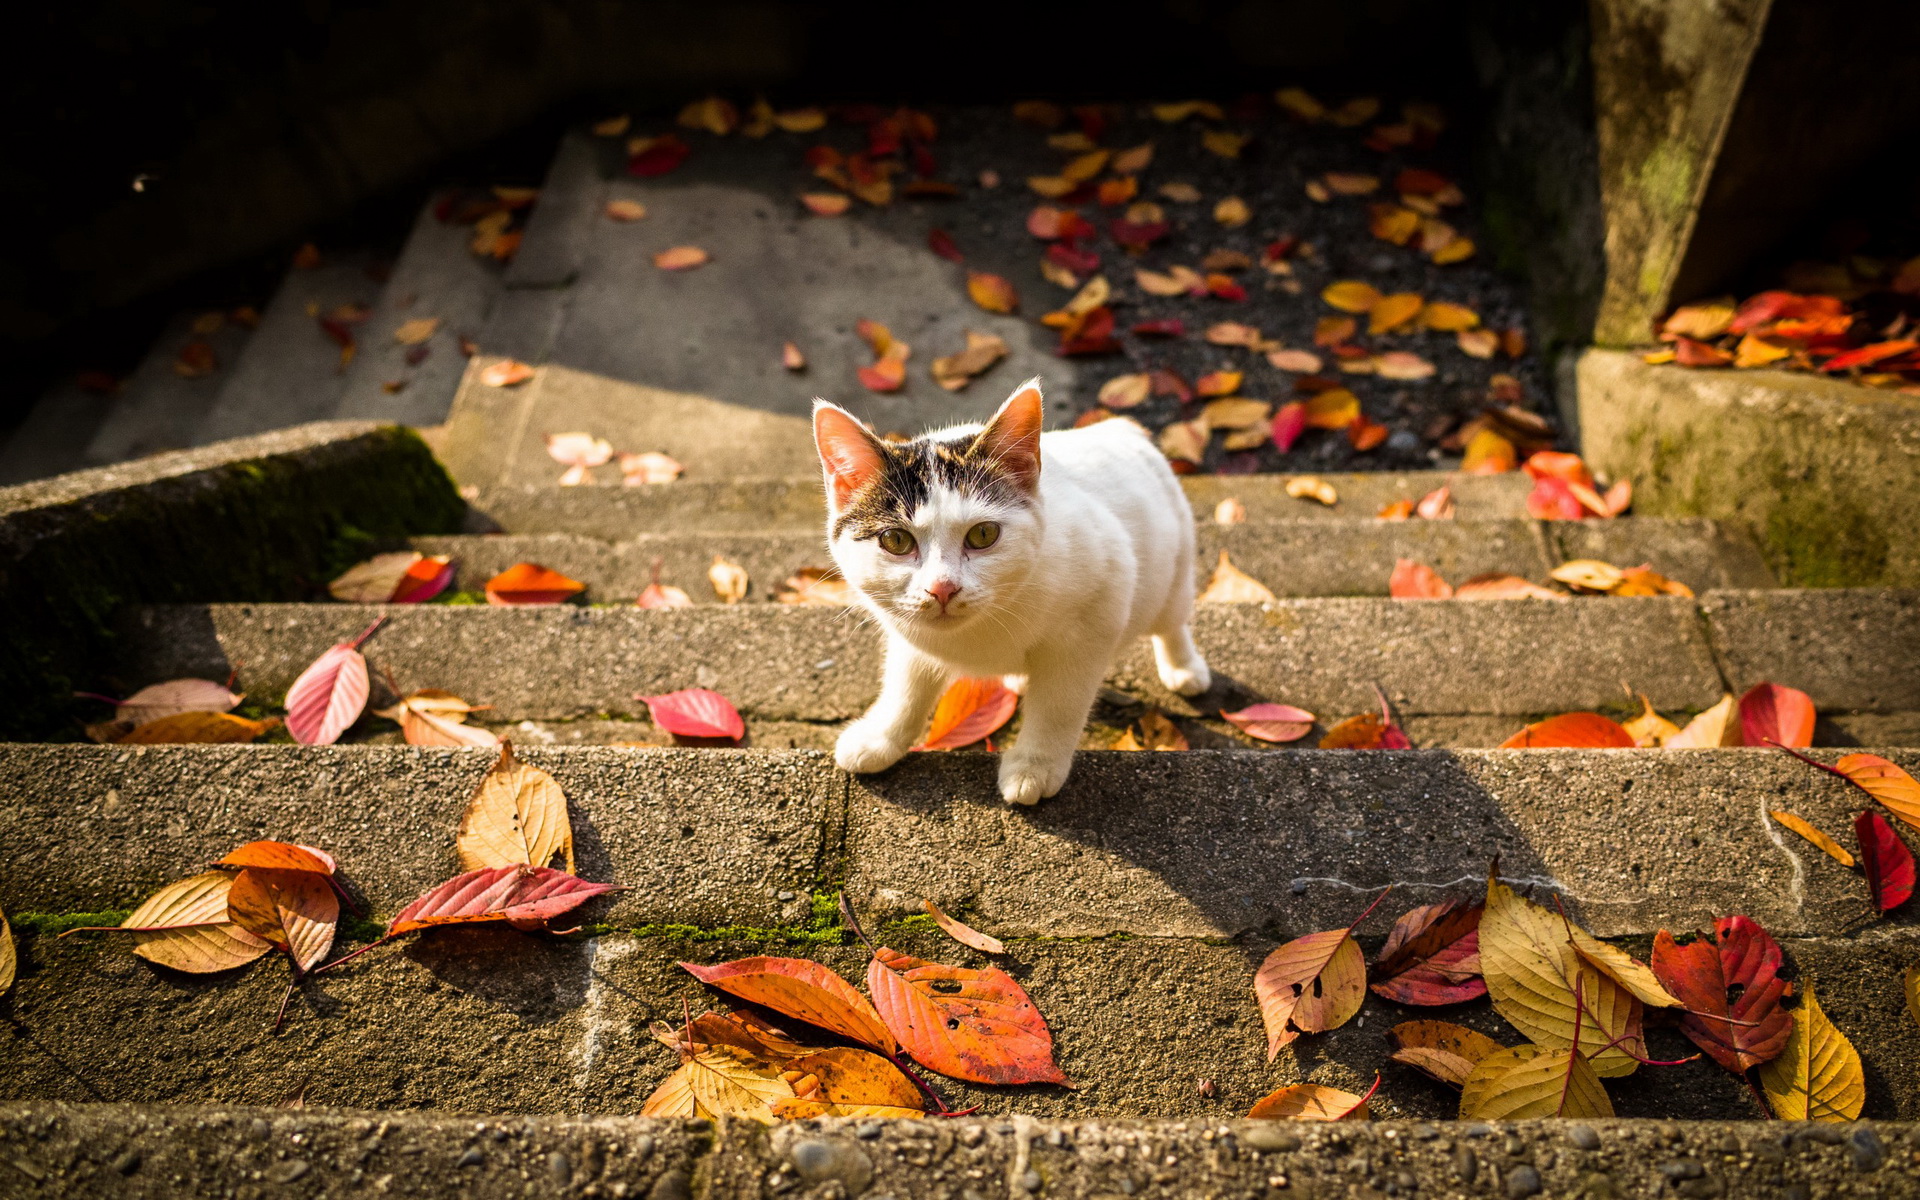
[641,688,745,741]
[284,621,382,745]
[1221,703,1316,743]
[1525,475,1587,521]
[1271,401,1308,452]
[389,866,622,935]
[1739,682,1816,748]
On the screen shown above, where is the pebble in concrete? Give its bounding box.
[789,1135,874,1195]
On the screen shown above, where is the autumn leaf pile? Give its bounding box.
[1650,278,1920,390]
[62,743,619,1028]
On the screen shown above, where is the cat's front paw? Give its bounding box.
[1158,658,1212,697]
[998,750,1074,806]
[835,719,910,774]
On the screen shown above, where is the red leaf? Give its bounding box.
[1649,915,1791,1073]
[1131,318,1184,337]
[1856,811,1914,914]
[284,621,381,745]
[1271,401,1308,452]
[1220,703,1316,743]
[641,688,745,741]
[867,947,1068,1085]
[391,555,454,604]
[1673,337,1732,367]
[1497,712,1636,749]
[1046,242,1101,275]
[1057,307,1119,356]
[1820,339,1917,373]
[1206,275,1248,302]
[627,135,691,177]
[485,563,586,605]
[1525,476,1587,521]
[389,865,620,936]
[915,678,1018,750]
[1370,899,1486,1006]
[682,956,896,1053]
[1740,682,1816,748]
[928,229,964,263]
[1108,218,1170,250]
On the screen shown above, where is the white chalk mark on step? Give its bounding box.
[1755,791,1806,912]
[1286,872,1568,897]
[1007,1114,1037,1199]
[571,936,637,1111]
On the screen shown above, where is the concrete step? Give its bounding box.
[82,310,259,468]
[193,252,387,446]
[332,195,506,428]
[3,744,1919,1124]
[408,517,1772,604]
[462,471,1536,534]
[5,1107,1914,1200]
[116,590,1920,747]
[0,377,119,486]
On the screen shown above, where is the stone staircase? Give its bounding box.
[2,117,1919,1199]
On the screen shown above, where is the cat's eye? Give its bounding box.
[965,521,1001,550]
[877,528,916,556]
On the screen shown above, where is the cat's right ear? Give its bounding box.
[813,401,885,508]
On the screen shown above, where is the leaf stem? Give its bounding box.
[1771,741,1853,784]
[272,977,299,1032]
[309,934,395,976]
[1344,884,1395,934]
[837,891,878,955]
[347,616,389,651]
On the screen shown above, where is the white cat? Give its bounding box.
[813,378,1211,805]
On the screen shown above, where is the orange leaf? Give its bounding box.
[682,957,897,1053]
[654,246,711,271]
[1834,755,1920,833]
[1322,280,1382,313]
[485,562,586,606]
[604,199,648,222]
[1497,712,1635,749]
[115,711,279,745]
[217,842,336,876]
[800,193,851,216]
[867,947,1068,1085]
[1248,1080,1375,1120]
[225,867,338,973]
[1303,389,1360,429]
[1421,302,1480,331]
[1460,429,1517,474]
[479,359,535,387]
[1194,370,1242,398]
[966,272,1019,314]
[915,678,1018,750]
[1368,293,1424,334]
[1256,928,1366,1056]
[1389,559,1452,599]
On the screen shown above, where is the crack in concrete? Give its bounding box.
[570,936,636,1111]
[1286,871,1569,896]
[1755,789,1807,913]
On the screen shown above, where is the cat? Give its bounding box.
[813,377,1211,805]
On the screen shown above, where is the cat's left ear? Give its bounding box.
[971,378,1043,491]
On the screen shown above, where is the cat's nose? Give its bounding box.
[926,579,961,610]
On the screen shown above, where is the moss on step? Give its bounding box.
[0,425,464,740]
[9,910,132,937]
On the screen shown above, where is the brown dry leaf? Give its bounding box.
[117,711,279,745]
[1621,692,1681,747]
[1214,498,1247,525]
[967,272,1019,314]
[1201,130,1250,158]
[1324,172,1380,195]
[1247,1083,1374,1121]
[708,557,749,604]
[677,96,739,136]
[1389,1021,1505,1087]
[1134,711,1189,751]
[1368,293,1424,334]
[0,902,12,998]
[1369,204,1421,245]
[95,870,273,973]
[1198,550,1276,603]
[1213,197,1251,228]
[1061,150,1111,183]
[1322,281,1383,313]
[776,567,855,606]
[1203,399,1270,430]
[393,318,439,346]
[655,246,711,271]
[1157,419,1208,465]
[1666,694,1741,748]
[1661,300,1736,341]
[457,741,575,874]
[1112,142,1154,173]
[1098,373,1152,409]
[605,199,648,222]
[1285,476,1339,506]
[924,900,1006,956]
[931,331,1009,391]
[1432,237,1476,265]
[1274,87,1325,121]
[480,360,536,388]
[1457,329,1499,359]
[1159,181,1203,203]
[1451,574,1565,601]
[225,867,338,974]
[373,689,499,748]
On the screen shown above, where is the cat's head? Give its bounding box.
[813,379,1045,634]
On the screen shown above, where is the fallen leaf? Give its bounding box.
[1734,334,1790,368]
[485,563,585,605]
[1496,713,1636,749]
[621,451,685,485]
[641,688,745,742]
[927,229,964,263]
[673,1044,794,1123]
[677,96,738,135]
[1457,329,1499,359]
[1379,500,1415,520]
[654,246,711,271]
[924,900,1006,956]
[782,341,806,371]
[1421,302,1479,331]
[479,360,535,387]
[1739,682,1815,748]
[1832,754,1920,832]
[966,272,1018,314]
[1373,352,1435,381]
[916,677,1019,750]
[1317,712,1410,750]
[1460,429,1517,473]
[1324,172,1379,196]
[684,956,896,1053]
[1221,703,1315,744]
[1271,402,1308,451]
[1098,373,1152,409]
[1822,340,1918,373]
[1322,281,1382,313]
[284,620,382,745]
[454,741,574,873]
[637,580,693,610]
[1856,811,1914,913]
[330,551,454,604]
[75,870,272,973]
[1201,399,1269,430]
[1303,389,1360,430]
[1389,560,1452,600]
[930,331,1009,391]
[1459,1045,1613,1120]
[1759,980,1864,1122]
[107,678,244,726]
[226,867,338,973]
[604,199,648,222]
[393,317,439,346]
[546,432,614,473]
[115,711,278,745]
[1388,1021,1503,1086]
[1368,293,1423,334]
[1194,370,1242,398]
[800,193,851,217]
[1621,692,1680,746]
[701,556,750,605]
[1255,920,1368,1057]
[1205,321,1268,348]
[1214,197,1251,227]
[1267,349,1323,373]
[0,903,12,998]
[1198,550,1276,603]
[776,567,855,606]
[1159,181,1203,203]
[1451,574,1566,601]
[1247,1082,1375,1121]
[774,107,827,133]
[1612,566,1690,597]
[389,865,620,937]
[1416,486,1454,520]
[868,946,1066,1084]
[1674,337,1732,367]
[1666,695,1742,748]
[374,689,498,748]
[1650,915,1792,1073]
[1157,419,1208,466]
[1214,498,1247,525]
[1202,130,1250,159]
[1770,811,1854,866]
[1431,236,1475,264]
[1661,300,1736,341]
[1129,711,1188,751]
[1371,898,1486,1007]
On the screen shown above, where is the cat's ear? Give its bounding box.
[971,378,1044,490]
[813,401,886,508]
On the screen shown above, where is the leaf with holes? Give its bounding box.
[1220,704,1315,744]
[683,956,896,1053]
[1759,981,1864,1122]
[1247,1081,1376,1120]
[1371,898,1485,1006]
[284,620,382,745]
[1497,713,1635,749]
[1740,682,1815,748]
[1856,810,1914,914]
[867,946,1067,1085]
[64,870,272,973]
[1255,926,1367,1058]
[1459,1045,1613,1120]
[924,901,1006,955]
[225,867,338,973]
[390,866,619,936]
[641,688,745,742]
[915,678,1018,750]
[1388,1021,1504,1086]
[1650,915,1792,1073]
[457,741,574,873]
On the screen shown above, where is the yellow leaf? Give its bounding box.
[1459,1045,1613,1120]
[393,317,439,346]
[1098,374,1152,409]
[1061,150,1110,183]
[1666,694,1741,748]
[1760,981,1864,1122]
[1388,1021,1505,1087]
[1202,130,1250,159]
[116,711,279,745]
[104,870,273,974]
[456,741,576,873]
[1661,299,1736,341]
[1198,550,1276,604]
[1247,1083,1372,1121]
[685,1045,798,1122]
[1201,399,1270,430]
[1065,274,1110,316]
[1214,197,1251,228]
[1479,874,1646,1077]
[1285,476,1339,506]
[1421,302,1480,331]
[1274,87,1325,121]
[1303,389,1360,429]
[1432,236,1476,264]
[1368,293,1424,334]
[1835,754,1920,833]
[1157,419,1208,465]
[1734,334,1790,369]
[1322,281,1382,313]
[1460,428,1516,473]
[0,902,14,998]
[1621,692,1680,747]
[1769,811,1855,867]
[640,1064,702,1117]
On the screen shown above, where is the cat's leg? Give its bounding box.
[998,641,1110,805]
[835,634,949,774]
[1150,588,1212,697]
